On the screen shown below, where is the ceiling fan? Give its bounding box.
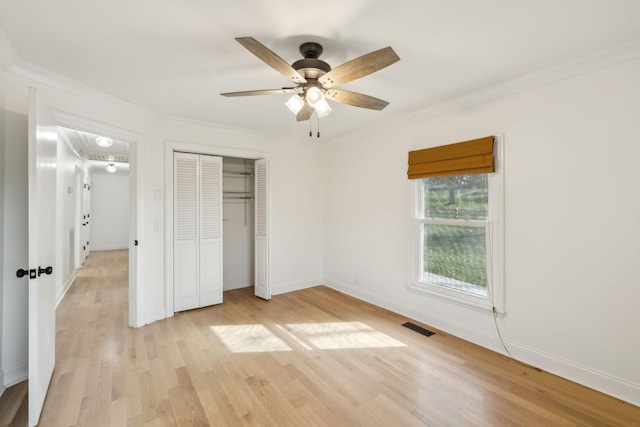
[221,37,400,122]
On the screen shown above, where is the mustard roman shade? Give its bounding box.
[407,136,495,179]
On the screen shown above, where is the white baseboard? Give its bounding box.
[272,278,322,296]
[91,244,128,251]
[323,278,640,407]
[1,362,28,389]
[223,283,252,292]
[146,307,166,326]
[56,271,77,307]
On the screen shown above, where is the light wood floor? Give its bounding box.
[3,250,640,426]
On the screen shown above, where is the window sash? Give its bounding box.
[419,220,490,293]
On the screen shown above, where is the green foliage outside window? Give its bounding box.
[422,175,488,288]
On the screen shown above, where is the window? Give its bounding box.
[420,174,489,295]
[407,136,504,312]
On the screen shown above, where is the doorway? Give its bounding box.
[56,120,141,327]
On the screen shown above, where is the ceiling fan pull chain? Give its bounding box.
[317,114,320,138]
[309,115,312,137]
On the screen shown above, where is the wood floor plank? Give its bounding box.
[3,248,638,426]
[0,380,27,426]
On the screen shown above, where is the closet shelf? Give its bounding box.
[223,191,254,200]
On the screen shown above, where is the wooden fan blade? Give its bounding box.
[296,103,312,121]
[236,37,307,84]
[319,47,399,88]
[325,89,390,110]
[221,88,297,97]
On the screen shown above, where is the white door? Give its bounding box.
[27,87,57,426]
[174,152,223,311]
[174,152,199,311]
[254,159,271,300]
[199,155,223,306]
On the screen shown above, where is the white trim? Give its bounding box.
[90,244,129,251]
[272,278,323,296]
[164,139,271,318]
[323,278,640,407]
[406,283,494,313]
[406,135,505,314]
[1,362,28,389]
[10,62,153,120]
[55,271,77,307]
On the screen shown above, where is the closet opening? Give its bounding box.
[168,145,270,316]
[222,157,255,292]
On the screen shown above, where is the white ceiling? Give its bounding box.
[59,126,130,174]
[2,0,640,140]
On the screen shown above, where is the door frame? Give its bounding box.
[164,139,270,317]
[52,110,144,327]
[74,165,83,269]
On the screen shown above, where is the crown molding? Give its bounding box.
[155,112,299,145]
[324,37,640,147]
[7,60,155,120]
[9,58,301,144]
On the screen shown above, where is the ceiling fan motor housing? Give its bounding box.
[292,42,331,81]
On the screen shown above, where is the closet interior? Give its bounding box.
[222,156,255,291]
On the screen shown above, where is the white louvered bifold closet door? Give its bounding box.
[174,152,199,311]
[174,152,223,311]
[254,158,271,300]
[199,155,223,306]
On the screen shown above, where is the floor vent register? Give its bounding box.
[402,322,435,337]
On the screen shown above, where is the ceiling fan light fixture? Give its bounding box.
[306,86,324,108]
[106,163,117,173]
[285,94,304,115]
[314,98,332,118]
[95,136,113,148]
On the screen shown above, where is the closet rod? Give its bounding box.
[223,171,254,177]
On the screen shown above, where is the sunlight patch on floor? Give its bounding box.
[210,324,292,353]
[284,322,407,350]
[211,321,406,353]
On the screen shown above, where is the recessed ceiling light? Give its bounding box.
[96,136,113,148]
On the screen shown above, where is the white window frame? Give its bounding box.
[407,136,505,314]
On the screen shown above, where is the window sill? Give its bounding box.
[407,282,505,315]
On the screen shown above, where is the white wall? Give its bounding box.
[0,70,5,393]
[90,172,129,251]
[55,133,86,304]
[0,99,28,390]
[323,58,640,405]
